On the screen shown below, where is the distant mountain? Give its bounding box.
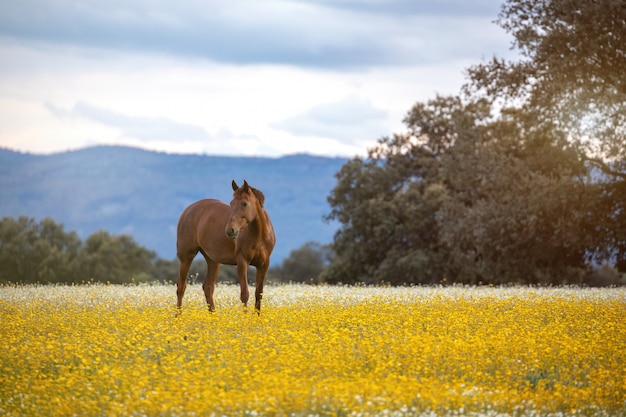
[0,146,348,263]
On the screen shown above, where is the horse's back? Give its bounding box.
[177,199,231,259]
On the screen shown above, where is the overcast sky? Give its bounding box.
[0,0,514,158]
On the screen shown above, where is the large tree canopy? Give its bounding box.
[325,95,595,285]
[466,0,626,269]
[467,0,626,165]
[324,0,624,285]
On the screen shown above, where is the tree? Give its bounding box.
[437,145,596,285]
[325,0,624,284]
[0,216,82,283]
[34,218,82,283]
[273,241,333,284]
[78,231,157,284]
[150,258,180,283]
[467,0,626,161]
[325,97,489,284]
[466,0,626,270]
[326,93,596,285]
[0,217,38,282]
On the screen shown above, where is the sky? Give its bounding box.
[0,0,515,158]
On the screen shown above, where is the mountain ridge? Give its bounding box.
[0,145,348,263]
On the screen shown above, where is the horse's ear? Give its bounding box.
[252,188,265,206]
[232,180,239,191]
[242,180,250,192]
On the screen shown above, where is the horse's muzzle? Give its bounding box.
[226,227,238,239]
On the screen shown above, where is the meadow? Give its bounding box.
[0,283,624,416]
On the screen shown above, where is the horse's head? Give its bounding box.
[225,179,265,239]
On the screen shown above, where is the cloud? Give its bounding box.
[41,101,282,156]
[44,101,208,142]
[0,1,516,158]
[274,97,389,143]
[310,0,500,17]
[0,0,507,69]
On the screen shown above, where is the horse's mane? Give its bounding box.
[250,187,265,206]
[234,183,265,207]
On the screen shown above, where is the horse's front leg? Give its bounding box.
[254,261,269,313]
[236,259,250,308]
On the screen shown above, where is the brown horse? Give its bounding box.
[176,180,276,312]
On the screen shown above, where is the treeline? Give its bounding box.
[2,214,620,287]
[0,216,331,285]
[0,216,156,284]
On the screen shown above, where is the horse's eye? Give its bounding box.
[242,202,248,207]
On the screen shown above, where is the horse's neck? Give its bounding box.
[251,207,272,241]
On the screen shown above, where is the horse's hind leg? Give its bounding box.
[202,257,220,312]
[177,252,195,308]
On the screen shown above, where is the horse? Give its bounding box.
[176,180,276,312]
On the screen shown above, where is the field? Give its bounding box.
[1,283,625,416]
